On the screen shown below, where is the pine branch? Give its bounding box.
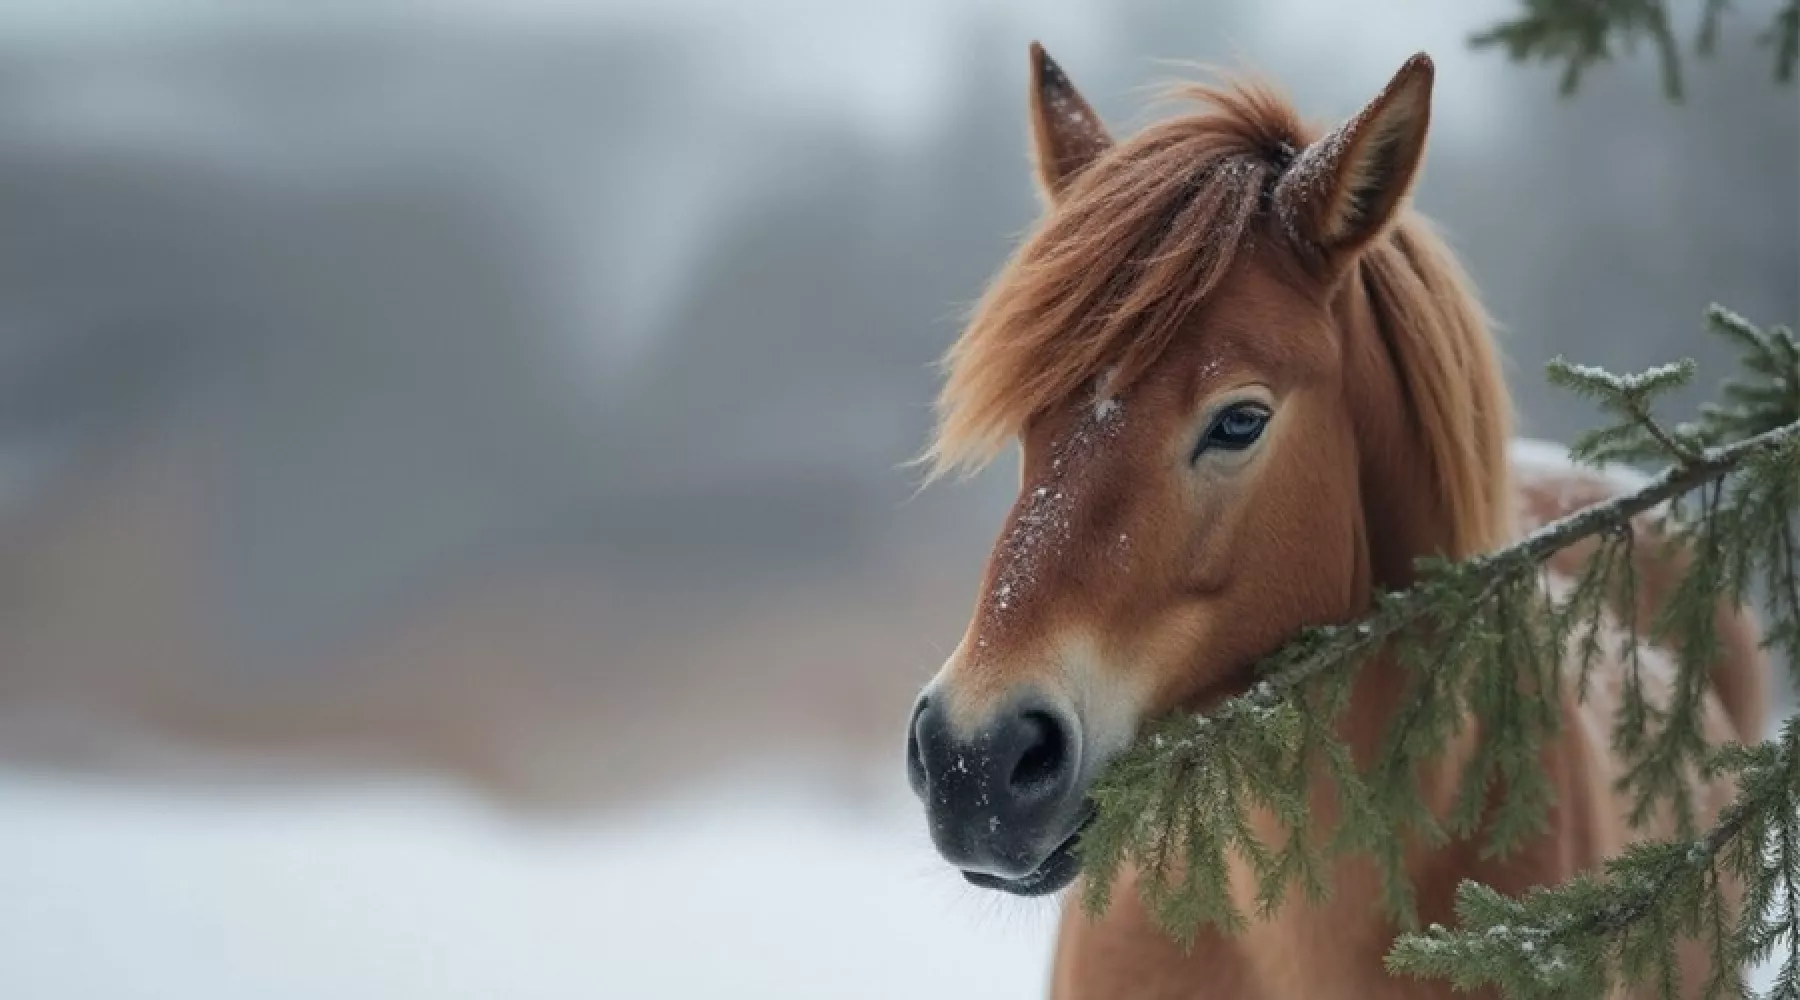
[1131,413,1799,756]
[1082,408,1800,934]
[1475,0,1800,98]
[1081,306,1800,992]
[1773,0,1800,82]
[1387,722,1800,998]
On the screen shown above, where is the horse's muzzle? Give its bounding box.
[906,689,1090,894]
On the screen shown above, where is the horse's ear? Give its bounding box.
[1274,52,1434,266]
[1028,42,1112,199]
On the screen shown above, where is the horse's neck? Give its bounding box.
[1055,692,1487,998]
[1220,273,1500,982]
[1339,271,1462,591]
[1336,264,1491,872]
[1335,272,1462,735]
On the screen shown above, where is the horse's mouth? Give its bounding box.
[960,811,1092,897]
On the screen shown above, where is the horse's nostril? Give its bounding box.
[906,696,930,796]
[1008,710,1069,797]
[908,693,1082,878]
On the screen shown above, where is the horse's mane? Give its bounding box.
[1355,215,1512,558]
[928,72,1510,558]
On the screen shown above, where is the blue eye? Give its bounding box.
[1196,402,1271,458]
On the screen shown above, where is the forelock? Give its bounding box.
[927,75,1313,479]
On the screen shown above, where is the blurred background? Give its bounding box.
[0,1,1790,997]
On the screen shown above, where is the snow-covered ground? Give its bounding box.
[0,767,1055,1000]
[0,765,1776,997]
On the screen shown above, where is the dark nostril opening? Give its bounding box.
[1008,710,1068,796]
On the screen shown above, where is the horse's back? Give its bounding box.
[1512,438,1765,998]
[1511,438,1768,743]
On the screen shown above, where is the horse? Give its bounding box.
[903,46,1769,999]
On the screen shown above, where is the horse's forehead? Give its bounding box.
[1178,267,1332,373]
[1092,334,1305,428]
[1017,253,1330,460]
[1021,379,1137,471]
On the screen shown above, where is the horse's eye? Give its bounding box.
[1196,402,1271,458]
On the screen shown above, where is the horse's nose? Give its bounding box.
[906,690,1081,878]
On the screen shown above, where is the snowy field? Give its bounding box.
[0,765,1780,997]
[0,767,1056,1000]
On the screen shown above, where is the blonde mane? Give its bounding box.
[929,73,1510,558]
